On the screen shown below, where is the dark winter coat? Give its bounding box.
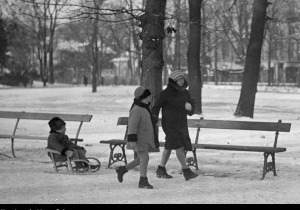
[152,78,195,151]
[47,131,84,162]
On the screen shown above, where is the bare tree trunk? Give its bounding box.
[42,1,48,87]
[214,19,218,85]
[187,0,202,114]
[139,0,167,106]
[0,17,7,72]
[174,0,181,70]
[92,15,99,93]
[234,0,269,118]
[48,1,59,84]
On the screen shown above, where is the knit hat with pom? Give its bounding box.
[169,70,185,81]
[134,87,151,100]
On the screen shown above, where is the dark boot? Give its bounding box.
[75,162,88,173]
[183,168,198,181]
[138,177,153,189]
[116,166,128,183]
[156,165,172,179]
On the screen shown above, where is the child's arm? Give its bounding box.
[48,134,72,156]
[151,90,167,119]
[64,135,85,150]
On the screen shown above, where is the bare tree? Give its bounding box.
[234,0,269,118]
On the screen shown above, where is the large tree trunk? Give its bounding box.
[139,0,167,106]
[187,0,202,114]
[234,0,269,118]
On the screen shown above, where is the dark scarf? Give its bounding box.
[130,98,159,148]
[49,130,60,133]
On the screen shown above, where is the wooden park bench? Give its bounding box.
[0,111,92,158]
[100,117,291,180]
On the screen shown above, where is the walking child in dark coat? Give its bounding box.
[152,70,198,181]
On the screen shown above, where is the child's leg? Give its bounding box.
[116,153,140,183]
[136,150,153,189]
[136,150,149,177]
[75,149,87,160]
[72,149,87,169]
[125,157,140,170]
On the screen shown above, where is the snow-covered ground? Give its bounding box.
[0,84,299,204]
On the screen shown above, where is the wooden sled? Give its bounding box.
[44,148,101,175]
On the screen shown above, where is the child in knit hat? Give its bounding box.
[47,117,93,172]
[115,87,159,189]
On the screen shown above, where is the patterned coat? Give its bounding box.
[152,78,195,151]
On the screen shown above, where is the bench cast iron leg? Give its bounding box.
[262,152,276,180]
[107,144,127,168]
[184,149,198,170]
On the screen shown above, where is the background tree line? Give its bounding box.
[1,0,300,118]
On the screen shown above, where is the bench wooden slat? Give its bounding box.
[192,144,286,153]
[117,117,129,125]
[159,142,286,153]
[0,135,48,140]
[0,135,84,142]
[117,117,291,132]
[187,119,291,132]
[0,111,93,122]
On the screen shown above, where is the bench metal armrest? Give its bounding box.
[70,138,83,145]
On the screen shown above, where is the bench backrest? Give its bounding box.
[116,117,291,148]
[117,117,291,132]
[0,111,92,122]
[0,111,93,139]
[187,119,291,132]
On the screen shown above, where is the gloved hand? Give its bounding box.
[65,150,74,158]
[185,102,192,111]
